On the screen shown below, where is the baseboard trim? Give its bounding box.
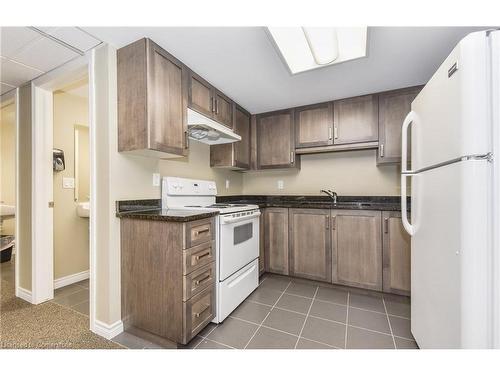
[16,287,33,303]
[92,319,123,340]
[54,270,89,289]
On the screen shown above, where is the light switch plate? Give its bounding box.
[152,173,160,187]
[278,180,284,190]
[62,177,75,189]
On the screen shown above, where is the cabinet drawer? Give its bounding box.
[183,262,216,301]
[184,218,215,248]
[183,240,215,275]
[182,285,215,344]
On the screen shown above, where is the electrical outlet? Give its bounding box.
[152,173,160,187]
[278,180,284,190]
[225,179,230,189]
[62,177,75,189]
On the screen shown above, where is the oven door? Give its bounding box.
[219,210,260,280]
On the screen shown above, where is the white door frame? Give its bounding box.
[30,52,96,332]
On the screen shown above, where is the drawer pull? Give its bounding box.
[194,304,210,318]
[195,228,210,235]
[194,273,211,285]
[195,251,210,261]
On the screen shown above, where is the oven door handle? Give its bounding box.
[220,211,261,225]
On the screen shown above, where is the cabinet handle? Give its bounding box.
[334,125,338,139]
[328,127,333,140]
[211,97,216,113]
[194,273,211,285]
[384,218,389,234]
[290,150,294,164]
[184,130,189,149]
[325,215,329,230]
[380,143,385,157]
[194,304,210,318]
[332,216,336,230]
[215,99,219,115]
[195,251,211,261]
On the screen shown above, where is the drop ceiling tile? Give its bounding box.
[1,82,16,95]
[0,26,42,58]
[43,27,101,52]
[11,36,79,72]
[1,58,42,86]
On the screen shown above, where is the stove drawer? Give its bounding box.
[182,285,215,344]
[184,218,215,248]
[183,240,215,275]
[183,262,215,301]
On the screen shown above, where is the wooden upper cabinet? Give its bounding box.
[332,209,382,291]
[256,109,299,169]
[333,94,378,145]
[378,86,422,165]
[295,102,334,149]
[210,104,250,170]
[289,209,332,282]
[188,71,214,118]
[382,211,411,295]
[214,90,233,129]
[118,38,188,158]
[264,208,289,275]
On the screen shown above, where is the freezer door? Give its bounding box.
[410,31,491,171]
[411,160,491,348]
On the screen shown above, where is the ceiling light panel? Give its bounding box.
[267,26,367,74]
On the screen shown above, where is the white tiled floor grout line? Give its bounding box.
[382,297,397,349]
[242,280,292,349]
[344,292,350,349]
[194,324,220,349]
[293,286,318,349]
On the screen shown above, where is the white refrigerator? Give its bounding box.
[401,30,500,349]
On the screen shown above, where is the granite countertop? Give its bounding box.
[115,199,217,222]
[217,195,409,212]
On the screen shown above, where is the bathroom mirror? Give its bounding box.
[74,124,90,202]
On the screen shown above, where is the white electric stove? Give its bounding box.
[162,177,260,323]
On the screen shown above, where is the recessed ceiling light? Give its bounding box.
[267,27,368,74]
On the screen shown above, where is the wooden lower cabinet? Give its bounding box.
[289,208,332,282]
[264,208,289,275]
[331,209,383,291]
[259,209,266,275]
[382,211,411,295]
[120,216,216,346]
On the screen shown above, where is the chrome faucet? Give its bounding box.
[320,189,338,204]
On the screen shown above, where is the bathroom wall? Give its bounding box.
[0,101,16,236]
[158,141,243,195]
[53,89,89,280]
[243,149,401,196]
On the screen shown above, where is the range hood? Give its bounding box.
[187,108,241,145]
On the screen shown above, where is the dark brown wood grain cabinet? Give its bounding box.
[382,211,411,295]
[188,71,233,129]
[331,209,383,291]
[118,38,189,158]
[377,86,422,165]
[210,104,250,170]
[256,109,299,169]
[333,94,379,145]
[289,208,332,282]
[264,208,289,275]
[294,102,334,149]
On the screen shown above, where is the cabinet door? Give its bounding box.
[148,42,188,155]
[257,109,297,169]
[377,87,421,164]
[333,95,378,145]
[214,90,233,128]
[264,208,289,275]
[233,105,250,169]
[289,209,332,282]
[259,209,266,275]
[332,209,382,291]
[295,102,333,148]
[188,71,214,118]
[382,211,411,295]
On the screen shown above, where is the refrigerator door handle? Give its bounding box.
[401,110,416,235]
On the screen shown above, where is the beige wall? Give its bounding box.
[53,90,89,280]
[243,149,401,196]
[158,141,243,195]
[0,102,16,236]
